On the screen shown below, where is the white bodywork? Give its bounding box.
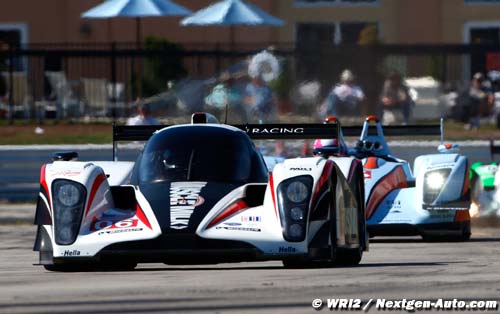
[35,123,364,264]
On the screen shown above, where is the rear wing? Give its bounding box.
[113,123,339,160]
[341,125,441,137]
[490,139,500,162]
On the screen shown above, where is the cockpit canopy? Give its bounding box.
[135,125,268,184]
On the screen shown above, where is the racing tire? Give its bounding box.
[43,262,137,272]
[421,221,471,242]
[281,258,315,269]
[330,176,364,267]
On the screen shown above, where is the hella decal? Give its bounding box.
[63,250,81,257]
[278,246,297,253]
[170,182,207,230]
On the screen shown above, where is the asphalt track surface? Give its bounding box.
[0,144,498,314]
[1,224,499,314]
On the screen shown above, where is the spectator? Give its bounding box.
[457,72,494,130]
[126,102,159,126]
[322,69,365,117]
[205,72,246,122]
[380,72,414,125]
[244,75,276,124]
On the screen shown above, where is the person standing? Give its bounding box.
[322,69,365,117]
[244,75,276,124]
[126,103,159,126]
[457,72,494,130]
[380,72,414,125]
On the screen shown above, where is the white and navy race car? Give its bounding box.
[345,117,471,241]
[33,113,367,271]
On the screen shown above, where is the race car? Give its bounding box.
[351,116,470,241]
[314,116,471,241]
[470,139,500,217]
[33,113,367,271]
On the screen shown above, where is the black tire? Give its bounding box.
[43,262,137,272]
[421,221,471,242]
[332,172,364,266]
[282,258,314,269]
[334,247,363,266]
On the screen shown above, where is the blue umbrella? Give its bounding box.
[82,0,192,45]
[180,0,283,26]
[180,0,283,48]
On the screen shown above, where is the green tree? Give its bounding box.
[140,36,187,97]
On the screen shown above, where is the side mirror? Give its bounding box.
[437,143,459,154]
[52,151,78,161]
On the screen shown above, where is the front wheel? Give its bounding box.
[421,221,471,242]
[330,178,365,267]
[333,247,363,266]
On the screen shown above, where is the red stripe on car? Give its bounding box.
[207,200,248,229]
[311,159,334,210]
[269,173,278,218]
[365,166,407,219]
[40,164,51,207]
[84,173,106,217]
[136,204,152,230]
[462,162,470,197]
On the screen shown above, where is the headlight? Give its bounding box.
[290,207,304,221]
[426,172,445,190]
[57,184,81,207]
[288,224,304,238]
[423,168,452,204]
[286,181,309,203]
[277,176,313,242]
[52,180,86,246]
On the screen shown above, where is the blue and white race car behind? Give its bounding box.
[315,116,471,241]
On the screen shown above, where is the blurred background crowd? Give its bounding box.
[1,0,500,128]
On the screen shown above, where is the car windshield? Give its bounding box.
[138,126,253,183]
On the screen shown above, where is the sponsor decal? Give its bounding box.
[223,222,242,226]
[290,167,312,171]
[50,170,81,177]
[423,205,469,211]
[428,211,455,219]
[170,182,207,230]
[363,170,372,180]
[98,227,143,235]
[91,218,139,232]
[278,246,296,253]
[248,127,305,135]
[216,226,261,232]
[385,199,401,209]
[241,216,261,223]
[63,250,80,257]
[427,164,455,170]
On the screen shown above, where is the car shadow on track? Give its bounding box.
[371,237,500,243]
[132,261,462,272]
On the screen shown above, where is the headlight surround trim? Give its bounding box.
[52,179,87,246]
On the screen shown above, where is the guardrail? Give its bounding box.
[0,142,491,202]
[0,146,138,202]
